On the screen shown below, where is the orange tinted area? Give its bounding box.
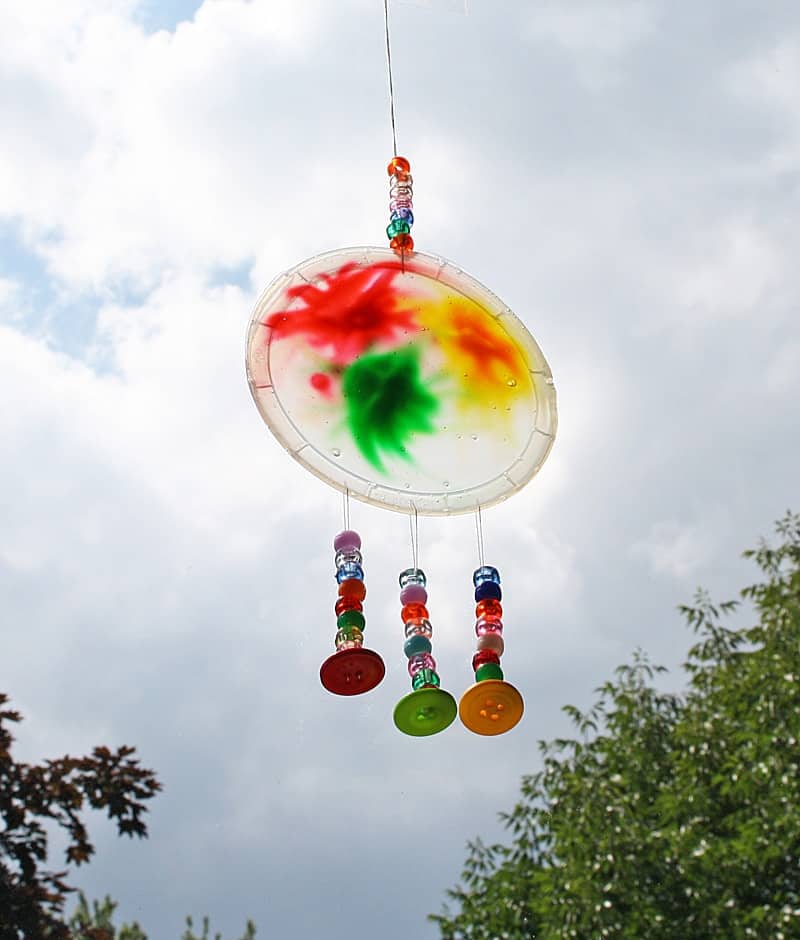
[418,292,532,408]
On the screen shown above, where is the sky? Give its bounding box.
[1,0,799,937]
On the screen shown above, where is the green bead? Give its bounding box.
[386,219,411,239]
[412,668,440,690]
[476,663,504,682]
[337,610,365,631]
[404,635,432,658]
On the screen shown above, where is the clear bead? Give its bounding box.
[404,618,433,640]
[399,567,426,589]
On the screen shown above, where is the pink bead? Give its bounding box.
[407,653,436,677]
[399,584,427,605]
[476,618,503,637]
[477,632,504,655]
[333,529,361,552]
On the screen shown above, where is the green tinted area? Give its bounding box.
[342,346,438,472]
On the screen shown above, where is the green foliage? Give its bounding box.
[67,895,257,940]
[182,914,256,940]
[0,697,161,940]
[433,512,800,939]
[69,894,146,940]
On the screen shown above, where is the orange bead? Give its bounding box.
[476,598,503,620]
[387,155,411,176]
[338,579,366,601]
[401,603,430,623]
[390,233,414,252]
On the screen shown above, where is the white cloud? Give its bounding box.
[632,520,716,580]
[525,0,657,86]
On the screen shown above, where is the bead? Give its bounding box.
[334,548,362,569]
[338,579,366,600]
[399,567,427,589]
[333,529,361,552]
[404,618,433,640]
[389,197,413,212]
[337,623,363,640]
[472,649,501,671]
[475,582,502,602]
[390,234,414,251]
[477,632,504,655]
[337,610,365,631]
[400,584,427,606]
[404,635,433,658]
[408,652,436,677]
[401,602,429,623]
[476,663,504,682]
[412,668,440,690]
[335,596,363,616]
[387,155,411,175]
[336,562,364,583]
[476,618,503,637]
[473,565,501,587]
[386,219,411,239]
[390,208,414,224]
[476,598,503,620]
[335,627,364,651]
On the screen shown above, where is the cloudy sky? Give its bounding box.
[2,0,799,936]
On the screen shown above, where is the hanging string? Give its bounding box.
[383,0,398,155]
[342,487,351,530]
[409,505,419,570]
[475,504,485,568]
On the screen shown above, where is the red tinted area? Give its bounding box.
[310,372,333,396]
[266,262,418,366]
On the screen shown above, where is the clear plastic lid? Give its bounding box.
[246,247,557,515]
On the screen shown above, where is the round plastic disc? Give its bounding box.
[459,679,524,736]
[246,247,557,515]
[320,648,385,696]
[393,687,457,737]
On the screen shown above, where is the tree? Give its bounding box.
[68,895,256,940]
[0,696,161,940]
[432,513,800,939]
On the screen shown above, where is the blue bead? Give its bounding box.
[473,565,501,587]
[337,562,365,583]
[403,635,432,658]
[390,208,414,225]
[475,581,502,602]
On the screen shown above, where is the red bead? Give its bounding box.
[401,603,429,623]
[390,233,414,252]
[338,579,366,601]
[387,155,411,176]
[472,649,501,671]
[335,597,363,616]
[476,598,503,620]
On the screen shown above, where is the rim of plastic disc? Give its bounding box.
[246,246,557,516]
